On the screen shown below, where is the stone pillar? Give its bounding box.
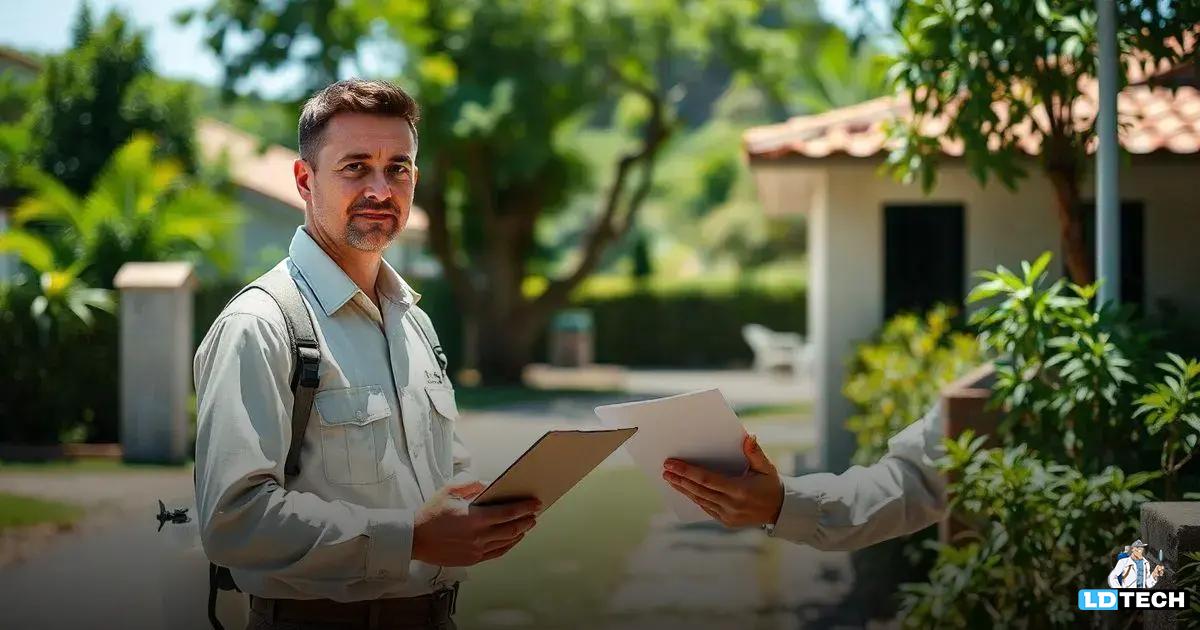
[113,262,197,463]
[938,363,999,544]
[1142,502,1200,630]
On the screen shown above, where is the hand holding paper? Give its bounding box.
[595,389,782,525]
[663,433,784,528]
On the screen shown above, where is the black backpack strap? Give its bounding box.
[408,304,449,376]
[248,266,321,478]
[225,263,321,479]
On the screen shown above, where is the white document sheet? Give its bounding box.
[594,389,748,522]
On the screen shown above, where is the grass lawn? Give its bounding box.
[0,492,83,530]
[456,466,663,629]
[735,400,813,420]
[454,386,625,412]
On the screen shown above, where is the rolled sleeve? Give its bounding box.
[365,509,416,581]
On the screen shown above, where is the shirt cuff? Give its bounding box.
[364,508,415,581]
[769,474,830,544]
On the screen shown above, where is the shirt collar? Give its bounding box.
[288,227,421,317]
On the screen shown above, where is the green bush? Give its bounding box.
[1,133,237,445]
[843,304,982,465]
[0,272,117,444]
[897,253,1200,627]
[901,434,1152,627]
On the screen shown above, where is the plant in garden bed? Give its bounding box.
[900,432,1153,627]
[968,252,1156,473]
[844,303,981,465]
[1135,353,1200,499]
[896,252,1200,627]
[0,134,237,443]
[1174,551,1200,626]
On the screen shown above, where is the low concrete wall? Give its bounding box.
[1142,502,1200,629]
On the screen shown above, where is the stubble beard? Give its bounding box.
[345,215,400,252]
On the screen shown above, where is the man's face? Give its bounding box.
[295,112,418,253]
[1131,547,1144,560]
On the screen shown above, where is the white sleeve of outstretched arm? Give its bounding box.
[770,405,948,551]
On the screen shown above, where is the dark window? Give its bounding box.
[883,204,966,319]
[1077,201,1145,307]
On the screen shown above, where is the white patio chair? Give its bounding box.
[742,323,810,375]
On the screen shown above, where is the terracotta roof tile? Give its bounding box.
[745,81,1200,161]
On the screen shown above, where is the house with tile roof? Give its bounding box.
[745,58,1200,471]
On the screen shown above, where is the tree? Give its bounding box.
[29,5,196,194]
[886,0,1198,285]
[793,28,890,114]
[10,134,239,289]
[189,0,810,382]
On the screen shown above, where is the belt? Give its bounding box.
[250,584,459,629]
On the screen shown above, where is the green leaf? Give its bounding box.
[0,230,56,273]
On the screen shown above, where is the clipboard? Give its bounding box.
[471,427,637,511]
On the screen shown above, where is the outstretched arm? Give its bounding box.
[664,405,947,552]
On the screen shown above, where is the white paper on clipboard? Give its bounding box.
[594,389,747,522]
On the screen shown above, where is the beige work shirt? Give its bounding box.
[771,405,948,550]
[193,227,470,602]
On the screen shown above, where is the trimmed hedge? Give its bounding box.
[193,277,807,371]
[571,287,806,367]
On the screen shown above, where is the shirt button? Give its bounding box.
[355,410,364,420]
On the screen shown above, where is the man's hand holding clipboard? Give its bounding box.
[412,427,637,566]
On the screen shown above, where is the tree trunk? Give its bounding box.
[1046,166,1094,286]
[472,300,547,385]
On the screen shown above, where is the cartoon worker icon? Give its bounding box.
[1108,539,1164,588]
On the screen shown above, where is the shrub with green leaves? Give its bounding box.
[844,304,981,465]
[1175,552,1200,626]
[897,253,1200,626]
[1135,353,1200,498]
[968,252,1156,472]
[900,433,1153,627]
[0,134,238,443]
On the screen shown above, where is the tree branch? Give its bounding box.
[530,87,669,318]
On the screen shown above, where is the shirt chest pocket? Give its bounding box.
[424,386,459,480]
[315,385,397,485]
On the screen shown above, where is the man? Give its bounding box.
[194,79,539,630]
[662,405,946,550]
[1108,540,1164,589]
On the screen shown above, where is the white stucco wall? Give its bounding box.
[759,157,1200,471]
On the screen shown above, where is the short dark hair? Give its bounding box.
[297,79,420,166]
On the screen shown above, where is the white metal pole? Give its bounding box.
[1096,0,1120,304]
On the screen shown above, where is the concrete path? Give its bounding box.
[597,415,875,630]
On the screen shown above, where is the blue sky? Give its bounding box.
[1,0,882,98]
